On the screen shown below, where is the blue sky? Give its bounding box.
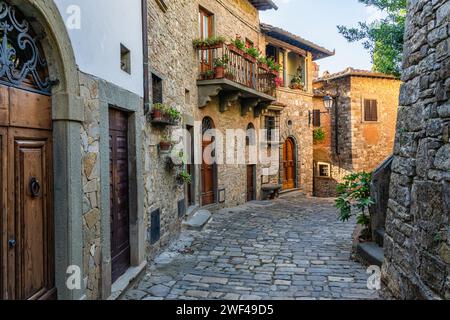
[260,0,385,75]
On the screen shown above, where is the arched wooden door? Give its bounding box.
[282,138,296,190]
[0,2,55,300]
[201,117,216,205]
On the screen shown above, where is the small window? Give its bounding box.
[317,162,331,178]
[364,99,378,122]
[185,89,191,104]
[265,116,276,142]
[312,110,321,127]
[246,123,256,146]
[152,73,163,104]
[120,44,131,74]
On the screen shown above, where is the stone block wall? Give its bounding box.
[382,0,450,300]
[349,77,401,172]
[312,75,400,197]
[276,88,314,194]
[146,0,198,260]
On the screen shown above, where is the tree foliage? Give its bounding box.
[337,0,407,77]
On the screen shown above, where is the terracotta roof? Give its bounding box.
[248,0,278,10]
[314,67,399,82]
[260,23,334,60]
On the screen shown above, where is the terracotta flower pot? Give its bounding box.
[151,109,163,120]
[214,66,225,79]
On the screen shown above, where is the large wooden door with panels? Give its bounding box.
[109,109,131,283]
[0,86,55,300]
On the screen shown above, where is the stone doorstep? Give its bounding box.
[182,210,212,231]
[356,242,384,267]
[108,261,147,300]
[186,205,200,217]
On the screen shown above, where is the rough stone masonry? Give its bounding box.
[381,0,450,299]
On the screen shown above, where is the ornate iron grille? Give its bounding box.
[0,1,50,94]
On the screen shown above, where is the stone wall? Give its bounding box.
[382,0,450,300]
[146,0,198,259]
[312,75,400,197]
[276,88,314,194]
[80,72,102,300]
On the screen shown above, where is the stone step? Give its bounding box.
[356,242,384,267]
[186,205,200,217]
[182,210,212,231]
[374,228,385,247]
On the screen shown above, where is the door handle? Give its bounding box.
[30,177,41,198]
[8,239,16,248]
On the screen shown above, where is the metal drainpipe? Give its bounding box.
[142,0,150,113]
[334,96,339,156]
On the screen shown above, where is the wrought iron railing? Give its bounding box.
[197,43,276,97]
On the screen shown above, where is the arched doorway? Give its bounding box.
[0,1,55,300]
[201,117,217,205]
[282,137,296,190]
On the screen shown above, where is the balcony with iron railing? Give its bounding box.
[195,42,277,116]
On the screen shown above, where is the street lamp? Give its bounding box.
[323,95,334,112]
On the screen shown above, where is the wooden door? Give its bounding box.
[186,126,195,206]
[1,86,55,300]
[247,165,255,201]
[201,140,215,206]
[282,138,296,190]
[201,118,216,206]
[109,109,130,283]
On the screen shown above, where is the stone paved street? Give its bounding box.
[123,192,380,300]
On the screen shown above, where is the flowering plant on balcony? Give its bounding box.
[267,57,281,75]
[275,76,284,88]
[290,75,305,90]
[192,36,226,49]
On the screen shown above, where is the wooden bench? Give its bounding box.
[261,184,282,200]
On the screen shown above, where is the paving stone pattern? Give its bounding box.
[123,193,380,300]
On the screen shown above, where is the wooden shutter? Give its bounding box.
[364,99,378,121]
[312,110,321,127]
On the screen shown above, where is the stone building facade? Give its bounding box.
[259,24,334,194]
[312,69,401,197]
[382,0,450,300]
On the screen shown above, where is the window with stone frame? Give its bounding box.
[364,99,378,122]
[317,162,331,178]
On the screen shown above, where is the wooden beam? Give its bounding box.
[265,36,307,57]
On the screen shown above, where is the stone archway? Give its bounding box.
[7,0,83,300]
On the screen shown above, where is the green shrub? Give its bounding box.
[335,172,374,239]
[313,127,326,142]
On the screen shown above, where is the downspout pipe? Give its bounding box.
[142,0,150,114]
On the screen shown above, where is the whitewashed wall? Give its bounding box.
[54,0,143,96]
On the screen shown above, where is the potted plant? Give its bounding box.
[213,54,229,79]
[202,69,215,80]
[176,170,192,185]
[166,107,181,124]
[290,75,304,90]
[151,103,166,120]
[245,46,259,63]
[258,56,269,71]
[192,36,226,50]
[228,36,246,55]
[267,57,281,76]
[313,127,326,143]
[159,134,173,153]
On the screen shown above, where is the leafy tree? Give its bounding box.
[337,0,407,77]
